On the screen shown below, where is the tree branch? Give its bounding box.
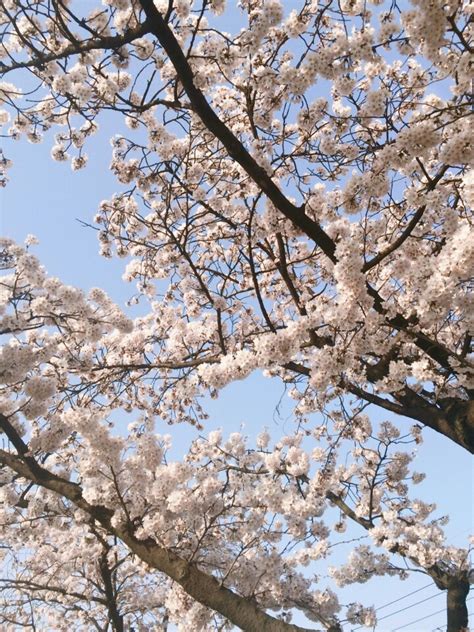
[0,23,151,73]
[0,448,325,632]
[137,0,337,261]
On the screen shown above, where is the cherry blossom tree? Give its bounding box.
[0,0,472,630]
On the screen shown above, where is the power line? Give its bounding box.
[376,591,441,622]
[352,573,473,631]
[391,606,450,630]
[430,588,474,631]
[375,583,433,612]
[352,584,443,632]
[392,596,473,631]
[431,610,474,632]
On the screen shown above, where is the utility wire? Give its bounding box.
[352,584,443,632]
[431,609,474,632]
[351,529,472,631]
[353,568,473,630]
[391,606,450,631]
[392,596,473,631]
[374,583,433,612]
[376,591,441,622]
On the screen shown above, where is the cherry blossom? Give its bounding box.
[0,0,472,629]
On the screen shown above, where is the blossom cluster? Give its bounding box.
[0,394,468,629]
[0,0,472,626]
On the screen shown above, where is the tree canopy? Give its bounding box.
[0,0,472,630]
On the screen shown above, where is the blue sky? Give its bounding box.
[1,0,472,625]
[1,115,472,631]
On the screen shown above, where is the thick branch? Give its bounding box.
[137,0,336,261]
[0,412,29,456]
[394,388,474,454]
[0,449,322,632]
[325,491,374,530]
[283,365,474,454]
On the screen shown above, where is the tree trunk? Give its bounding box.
[447,577,470,632]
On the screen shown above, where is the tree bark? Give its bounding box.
[446,577,470,632]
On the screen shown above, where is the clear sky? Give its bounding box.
[1,107,472,631]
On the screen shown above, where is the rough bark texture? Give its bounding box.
[447,577,470,632]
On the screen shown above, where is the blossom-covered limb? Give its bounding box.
[137,0,337,260]
[0,443,330,632]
